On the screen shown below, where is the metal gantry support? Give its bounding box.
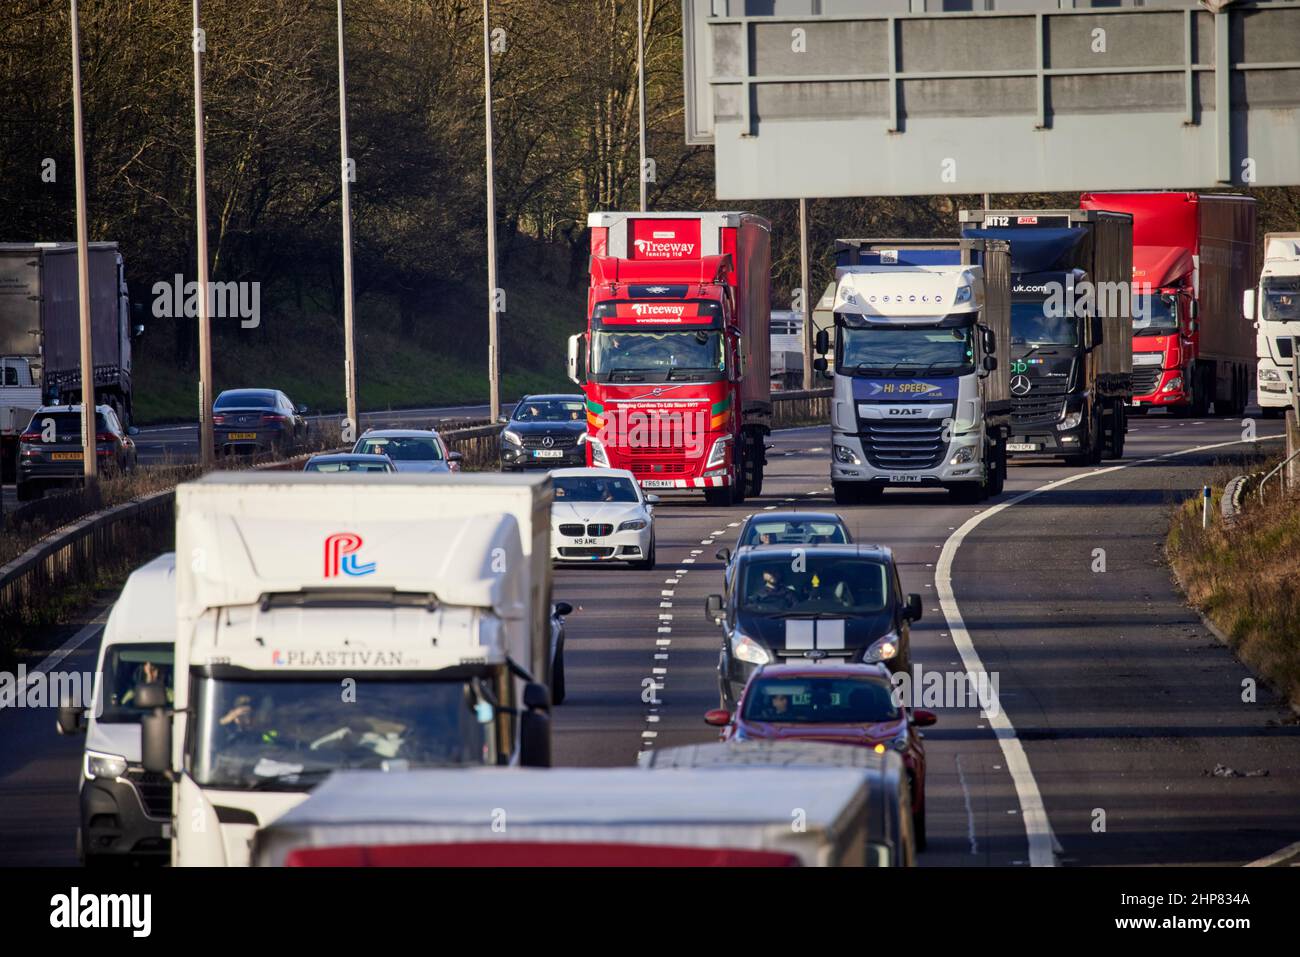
[192,0,214,469]
[336,0,359,440]
[799,198,812,391]
[637,0,648,212]
[68,0,96,482]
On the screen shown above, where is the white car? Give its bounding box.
[550,468,657,569]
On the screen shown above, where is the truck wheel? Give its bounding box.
[988,448,1006,497]
[1262,407,1284,420]
[948,482,984,505]
[1104,402,1125,460]
[1191,364,1210,417]
[704,485,738,507]
[1088,411,1104,465]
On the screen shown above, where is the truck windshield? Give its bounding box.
[739,555,889,616]
[1262,278,1300,323]
[97,643,175,724]
[591,329,724,382]
[838,324,974,375]
[1131,293,1178,336]
[1011,301,1078,347]
[190,677,497,789]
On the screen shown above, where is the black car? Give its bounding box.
[705,544,922,709]
[499,394,588,470]
[15,404,137,500]
[212,389,308,456]
[715,510,853,592]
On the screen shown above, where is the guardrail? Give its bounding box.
[771,388,832,429]
[1221,475,1249,527]
[1258,448,1300,505]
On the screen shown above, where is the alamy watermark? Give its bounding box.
[151,274,260,329]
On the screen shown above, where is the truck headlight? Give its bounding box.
[1162,376,1183,393]
[705,436,730,468]
[731,633,770,666]
[588,436,609,467]
[833,444,861,465]
[617,518,647,532]
[84,750,128,781]
[501,429,522,446]
[1058,410,1082,431]
[862,635,899,663]
[1260,368,1282,382]
[949,445,975,465]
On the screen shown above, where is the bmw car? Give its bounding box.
[706,544,922,709]
[549,467,658,569]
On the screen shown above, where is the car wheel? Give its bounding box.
[915,801,927,852]
[15,480,36,502]
[551,649,566,706]
[631,536,656,570]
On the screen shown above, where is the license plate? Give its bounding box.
[532,449,563,458]
[1007,443,1039,452]
[51,451,83,461]
[573,538,598,545]
[227,432,257,440]
[887,474,922,484]
[640,480,676,488]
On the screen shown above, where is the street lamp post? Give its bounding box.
[192,0,214,468]
[69,0,96,482]
[483,0,500,422]
[336,0,358,438]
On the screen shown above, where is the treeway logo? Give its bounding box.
[49,887,151,937]
[629,303,688,316]
[633,237,697,257]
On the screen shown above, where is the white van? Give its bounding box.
[58,553,176,865]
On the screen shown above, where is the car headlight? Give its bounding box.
[834,444,861,465]
[862,635,899,663]
[892,733,910,752]
[1162,376,1183,393]
[501,429,522,446]
[705,436,730,468]
[731,633,770,666]
[949,445,975,465]
[1058,410,1082,430]
[617,518,647,532]
[1260,368,1282,382]
[84,750,128,781]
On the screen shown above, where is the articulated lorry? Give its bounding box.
[960,210,1133,464]
[568,212,771,505]
[140,471,560,866]
[822,238,1012,504]
[1243,233,1300,418]
[1081,192,1256,416]
[0,243,139,479]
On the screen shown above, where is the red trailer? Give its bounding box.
[568,212,771,505]
[1080,192,1256,415]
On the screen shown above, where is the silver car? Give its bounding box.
[352,428,462,473]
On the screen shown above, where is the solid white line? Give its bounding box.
[937,432,1283,868]
[25,611,109,679]
[1245,839,1300,867]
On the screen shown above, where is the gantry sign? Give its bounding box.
[682,0,1300,198]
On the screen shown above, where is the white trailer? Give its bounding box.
[251,766,881,867]
[139,471,557,867]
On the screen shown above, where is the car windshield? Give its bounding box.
[1132,293,1178,335]
[355,436,443,461]
[215,391,277,410]
[740,520,849,547]
[739,555,889,615]
[1263,278,1300,323]
[838,323,974,375]
[306,459,391,473]
[553,475,640,503]
[742,676,899,724]
[97,643,174,723]
[1011,301,1078,346]
[25,411,109,437]
[514,400,585,423]
[190,677,497,789]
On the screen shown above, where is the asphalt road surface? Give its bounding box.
[1,410,1297,866]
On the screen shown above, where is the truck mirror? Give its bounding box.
[982,327,996,354]
[566,334,582,385]
[134,682,168,709]
[523,681,551,713]
[1242,289,1255,321]
[520,707,552,768]
[141,709,172,775]
[705,593,725,624]
[553,601,573,617]
[814,329,830,355]
[1091,315,1105,349]
[812,357,828,374]
[982,355,997,373]
[55,705,85,736]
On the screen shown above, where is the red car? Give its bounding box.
[705,662,936,849]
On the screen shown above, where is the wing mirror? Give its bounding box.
[812,356,829,374]
[705,593,725,625]
[715,546,731,562]
[56,704,86,736]
[553,601,573,617]
[905,593,923,622]
[1242,289,1255,321]
[645,494,660,505]
[704,709,732,727]
[911,709,938,728]
[982,355,997,372]
[814,329,830,355]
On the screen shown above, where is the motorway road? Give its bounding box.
[1,411,1297,866]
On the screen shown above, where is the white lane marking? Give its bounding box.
[652,667,667,675]
[763,505,777,511]
[690,550,703,556]
[1246,840,1300,867]
[657,627,672,634]
[937,432,1284,868]
[24,610,109,679]
[955,754,980,857]
[642,731,658,738]
[647,714,661,722]
[661,590,674,597]
[656,639,671,646]
[660,601,672,608]
[682,558,695,564]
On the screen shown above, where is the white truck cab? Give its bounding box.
[1244,232,1300,417]
[58,553,176,864]
[138,471,557,866]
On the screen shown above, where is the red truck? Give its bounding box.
[1080,192,1256,416]
[567,212,771,505]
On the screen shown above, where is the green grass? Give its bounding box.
[133,272,583,424]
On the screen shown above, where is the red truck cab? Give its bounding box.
[569,212,772,505]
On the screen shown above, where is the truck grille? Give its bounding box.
[860,420,946,470]
[1012,381,1069,425]
[521,433,580,450]
[125,767,172,819]
[558,523,613,537]
[1131,367,1162,397]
